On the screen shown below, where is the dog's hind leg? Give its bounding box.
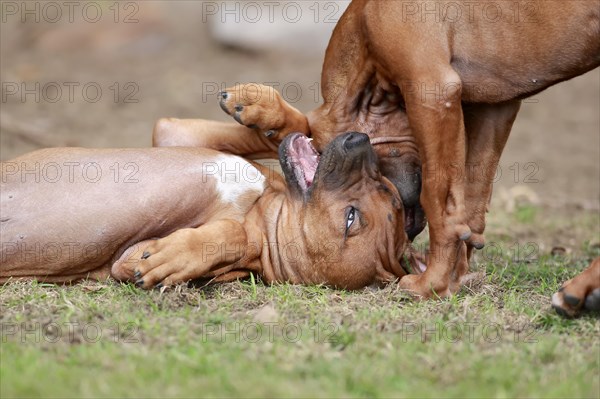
[447,101,522,292]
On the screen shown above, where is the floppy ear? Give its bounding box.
[381,176,403,211]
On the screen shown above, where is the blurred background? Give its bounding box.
[1,0,598,210]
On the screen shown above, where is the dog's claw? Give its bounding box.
[155,283,163,290]
[133,271,141,279]
[141,251,151,259]
[467,233,485,249]
[135,279,144,287]
[552,303,572,318]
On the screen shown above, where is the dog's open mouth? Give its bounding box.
[282,134,320,193]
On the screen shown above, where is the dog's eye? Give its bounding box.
[346,207,356,230]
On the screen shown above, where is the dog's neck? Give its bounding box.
[240,169,318,285]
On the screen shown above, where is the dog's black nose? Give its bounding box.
[342,132,369,150]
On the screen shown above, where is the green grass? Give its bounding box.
[1,206,599,398]
[513,204,538,224]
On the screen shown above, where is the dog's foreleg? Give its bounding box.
[113,219,248,289]
[218,84,310,142]
[398,68,470,298]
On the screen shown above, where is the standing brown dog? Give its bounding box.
[156,0,599,305]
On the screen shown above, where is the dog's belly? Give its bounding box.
[452,2,600,102]
[454,47,600,103]
[0,148,265,278]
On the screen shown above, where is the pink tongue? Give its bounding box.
[292,137,319,186]
[299,156,317,185]
[416,258,427,273]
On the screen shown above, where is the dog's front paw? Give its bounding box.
[218,83,307,138]
[552,259,600,318]
[552,284,600,318]
[132,230,201,289]
[399,274,451,300]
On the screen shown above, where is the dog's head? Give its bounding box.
[277,132,408,288]
[375,142,426,241]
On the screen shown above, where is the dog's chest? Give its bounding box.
[202,154,266,206]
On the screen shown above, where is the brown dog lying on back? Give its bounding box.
[1,132,419,289]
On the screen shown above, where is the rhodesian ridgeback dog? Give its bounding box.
[153,0,599,306]
[1,132,417,289]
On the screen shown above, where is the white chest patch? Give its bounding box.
[202,155,266,204]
